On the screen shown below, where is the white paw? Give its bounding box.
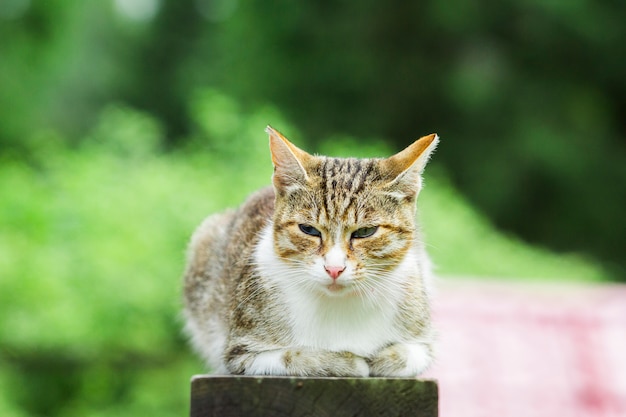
[353,356,370,377]
[369,342,433,377]
[246,350,288,375]
[398,343,432,376]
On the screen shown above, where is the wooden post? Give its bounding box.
[190,375,438,417]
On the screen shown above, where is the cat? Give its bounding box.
[183,126,439,377]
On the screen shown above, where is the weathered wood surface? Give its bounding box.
[190,375,438,417]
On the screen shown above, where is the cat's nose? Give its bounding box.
[324,265,345,280]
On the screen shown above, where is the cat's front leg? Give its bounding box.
[367,342,433,377]
[225,346,369,377]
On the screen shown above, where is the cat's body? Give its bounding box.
[183,127,439,377]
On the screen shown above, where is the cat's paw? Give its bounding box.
[332,351,369,377]
[368,342,432,377]
[243,348,369,377]
[285,349,369,377]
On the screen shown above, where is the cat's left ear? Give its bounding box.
[381,133,439,199]
[266,125,312,192]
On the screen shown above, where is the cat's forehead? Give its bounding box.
[313,156,382,189]
[275,156,406,225]
[298,156,388,224]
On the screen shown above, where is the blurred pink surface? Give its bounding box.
[424,279,626,417]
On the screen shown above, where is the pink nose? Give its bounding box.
[324,265,345,280]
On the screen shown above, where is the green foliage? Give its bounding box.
[1,0,624,273]
[421,173,607,281]
[187,0,626,274]
[4,0,625,403]
[0,95,611,416]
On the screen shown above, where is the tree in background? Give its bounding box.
[0,0,624,277]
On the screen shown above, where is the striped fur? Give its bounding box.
[183,126,439,376]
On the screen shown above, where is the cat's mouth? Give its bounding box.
[324,282,359,297]
[327,283,344,292]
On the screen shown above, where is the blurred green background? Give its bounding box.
[0,1,624,416]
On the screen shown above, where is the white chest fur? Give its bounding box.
[284,291,401,356]
[254,224,411,357]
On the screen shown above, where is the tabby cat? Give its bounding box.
[183,126,439,377]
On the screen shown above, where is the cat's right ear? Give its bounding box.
[266,126,311,192]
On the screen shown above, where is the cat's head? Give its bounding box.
[266,126,438,298]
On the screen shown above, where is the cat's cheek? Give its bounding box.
[352,232,394,255]
[364,238,411,261]
[274,230,319,259]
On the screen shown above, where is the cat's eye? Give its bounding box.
[351,226,378,239]
[299,224,322,237]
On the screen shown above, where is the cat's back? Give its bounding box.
[184,186,275,288]
[224,186,276,263]
[183,187,274,314]
[183,187,275,368]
